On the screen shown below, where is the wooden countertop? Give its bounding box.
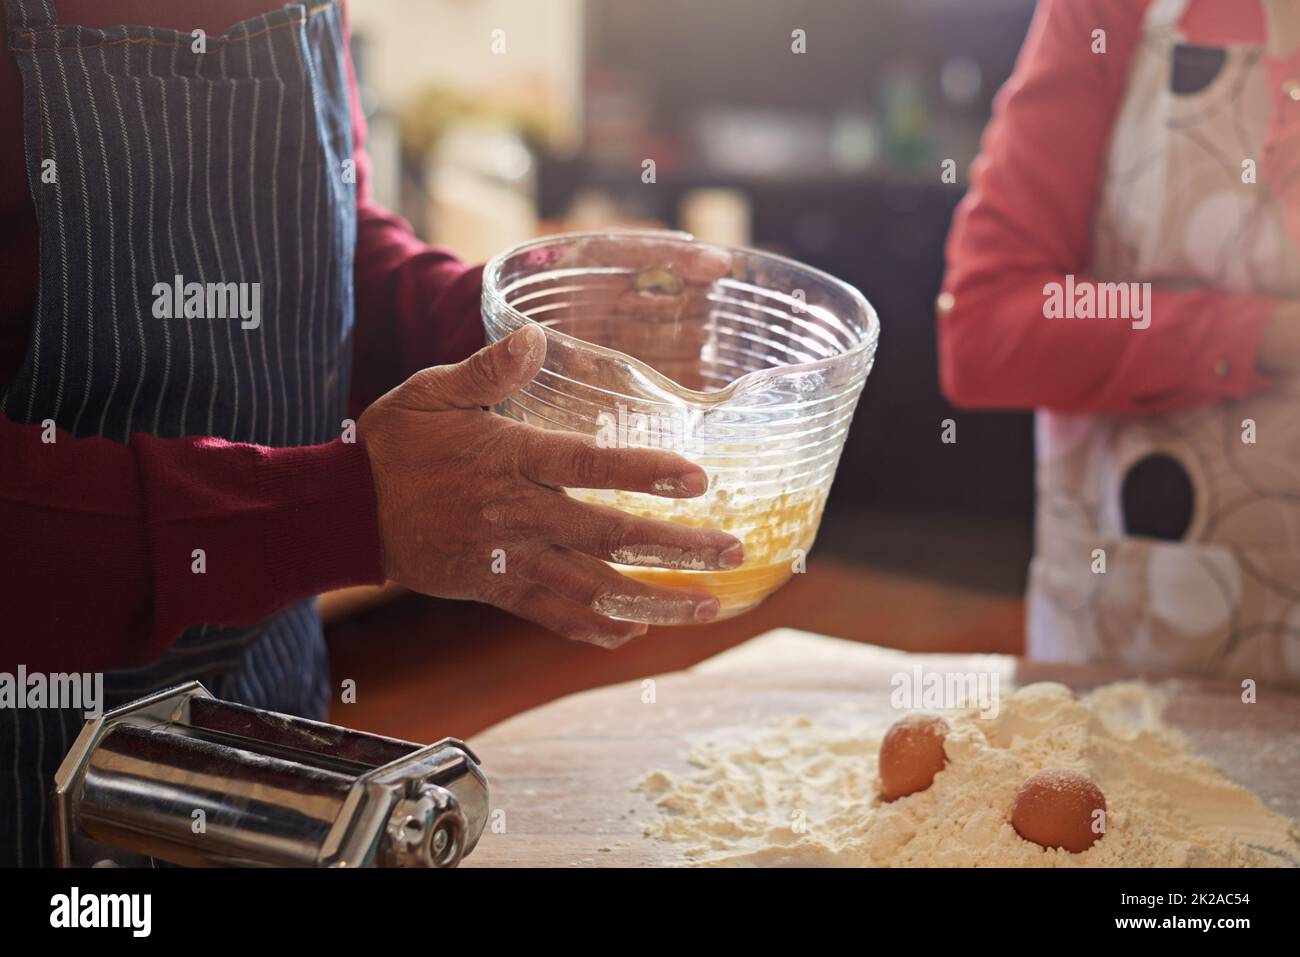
[463,629,1300,867]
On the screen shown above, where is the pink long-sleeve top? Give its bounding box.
[939,0,1300,414]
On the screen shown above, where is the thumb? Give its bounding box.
[409,324,547,410]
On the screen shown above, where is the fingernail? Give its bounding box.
[658,470,707,497]
[719,543,744,569]
[694,597,721,622]
[508,324,542,358]
[676,468,707,494]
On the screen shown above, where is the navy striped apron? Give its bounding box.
[1,0,357,865]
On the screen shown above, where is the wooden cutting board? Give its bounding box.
[463,629,1300,867]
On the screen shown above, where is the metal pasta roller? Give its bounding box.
[52,681,489,868]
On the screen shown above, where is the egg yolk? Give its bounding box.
[575,485,828,618]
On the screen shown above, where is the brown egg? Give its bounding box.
[878,714,949,801]
[1012,769,1107,853]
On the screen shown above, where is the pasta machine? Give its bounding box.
[52,681,489,868]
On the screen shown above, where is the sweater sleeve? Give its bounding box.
[938,0,1281,416]
[342,2,485,418]
[1,414,385,673]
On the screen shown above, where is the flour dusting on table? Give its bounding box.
[637,682,1300,866]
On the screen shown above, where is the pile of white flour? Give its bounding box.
[637,682,1299,866]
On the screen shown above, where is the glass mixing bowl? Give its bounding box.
[482,230,879,620]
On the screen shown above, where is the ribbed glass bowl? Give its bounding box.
[482,230,879,620]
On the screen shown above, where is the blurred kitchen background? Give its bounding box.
[329,0,1039,740]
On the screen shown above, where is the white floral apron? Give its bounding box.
[1028,0,1300,683]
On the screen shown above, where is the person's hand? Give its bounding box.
[558,233,733,320]
[1260,301,1300,376]
[1262,0,1300,57]
[357,324,743,648]
[553,233,734,388]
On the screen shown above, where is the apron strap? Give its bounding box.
[2,0,59,34]
[1145,0,1192,33]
